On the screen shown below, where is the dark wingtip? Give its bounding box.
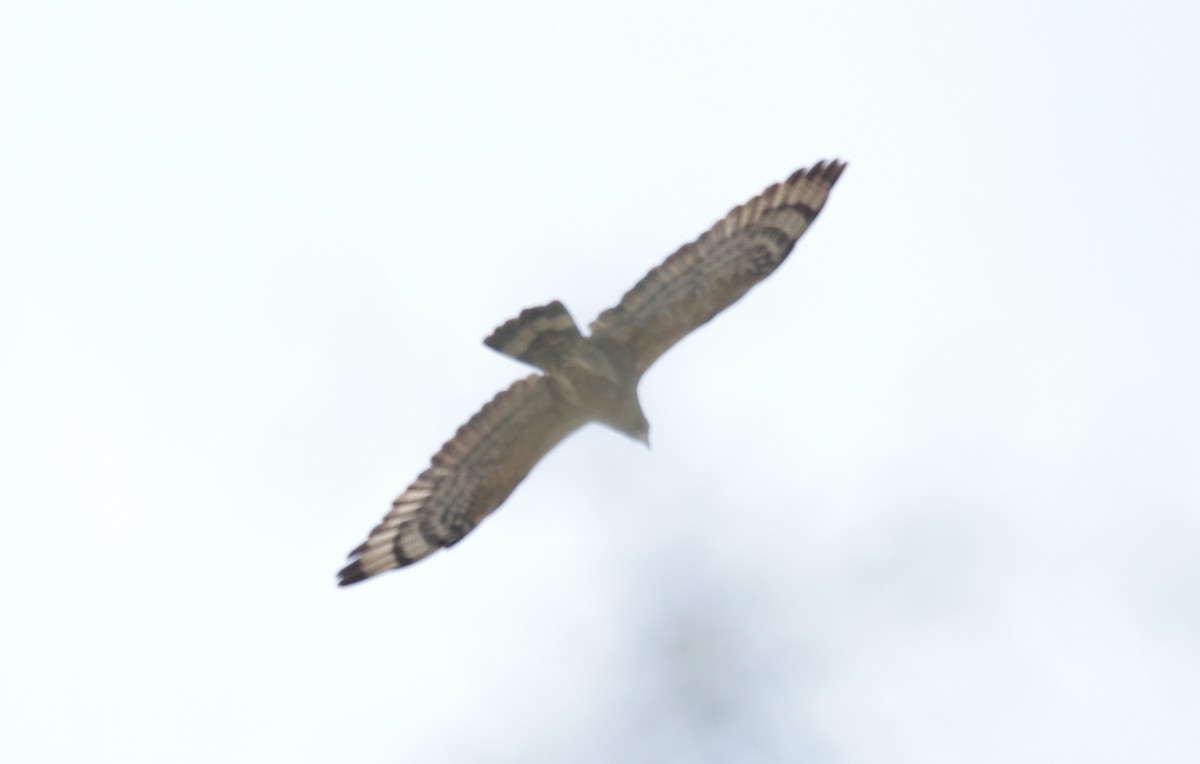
[337,561,369,587]
[825,158,848,183]
[788,158,848,185]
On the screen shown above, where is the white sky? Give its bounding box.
[2,1,1198,762]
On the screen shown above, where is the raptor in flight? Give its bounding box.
[339,160,846,586]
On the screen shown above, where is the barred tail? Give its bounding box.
[484,300,582,372]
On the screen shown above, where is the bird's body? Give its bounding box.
[488,300,650,443]
[339,160,846,586]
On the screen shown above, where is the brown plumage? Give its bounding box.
[339,160,846,586]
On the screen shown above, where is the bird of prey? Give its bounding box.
[339,160,846,586]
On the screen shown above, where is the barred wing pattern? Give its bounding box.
[591,160,846,377]
[338,375,588,585]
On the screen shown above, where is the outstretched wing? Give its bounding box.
[339,375,587,586]
[590,160,846,377]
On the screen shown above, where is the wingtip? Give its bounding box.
[337,560,369,587]
[815,158,848,184]
[786,158,845,185]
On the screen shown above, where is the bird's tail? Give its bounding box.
[484,300,582,372]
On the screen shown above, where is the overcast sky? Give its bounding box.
[3,1,1199,762]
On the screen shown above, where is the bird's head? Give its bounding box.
[628,412,650,448]
[606,394,650,448]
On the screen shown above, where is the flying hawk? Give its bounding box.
[339,160,846,586]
